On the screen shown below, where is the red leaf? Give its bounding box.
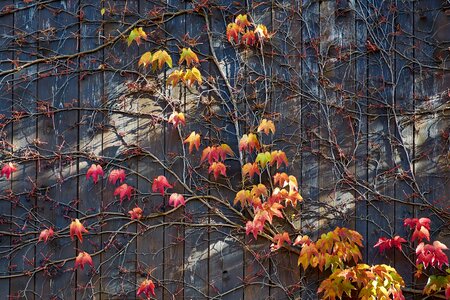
[1,162,16,179]
[86,164,104,184]
[152,175,172,196]
[245,219,264,240]
[271,232,292,251]
[416,241,449,269]
[208,162,227,180]
[169,193,186,208]
[108,169,126,185]
[38,227,54,243]
[69,218,88,243]
[114,184,133,204]
[226,22,240,43]
[74,251,93,270]
[241,30,256,46]
[239,133,260,153]
[128,207,143,220]
[137,279,156,298]
[404,217,431,242]
[168,111,186,127]
[374,236,406,253]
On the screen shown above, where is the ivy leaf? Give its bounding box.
[1,162,16,179]
[374,236,407,253]
[242,162,260,178]
[74,251,94,270]
[239,133,260,153]
[169,193,186,208]
[208,162,227,180]
[416,241,449,269]
[114,183,133,204]
[151,49,172,70]
[138,51,152,67]
[235,14,251,28]
[168,111,186,128]
[270,150,288,168]
[256,152,272,168]
[108,169,126,185]
[69,218,88,243]
[257,119,276,135]
[271,232,292,251]
[127,27,147,46]
[128,207,143,220]
[167,69,185,87]
[234,189,252,207]
[86,164,104,184]
[183,131,201,153]
[179,47,199,67]
[255,24,270,40]
[152,175,173,196]
[226,22,240,43]
[404,217,431,242]
[241,30,256,46]
[183,67,202,86]
[246,219,264,240]
[38,227,54,243]
[137,279,156,298]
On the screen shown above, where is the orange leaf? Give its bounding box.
[208,162,227,180]
[241,30,256,46]
[151,49,172,70]
[270,150,288,168]
[242,162,260,178]
[184,131,201,153]
[167,69,185,87]
[74,251,94,270]
[168,111,186,127]
[179,47,199,67]
[128,207,143,220]
[271,232,292,251]
[137,279,156,298]
[234,189,252,207]
[69,218,88,243]
[239,133,260,153]
[257,119,275,135]
[226,22,240,43]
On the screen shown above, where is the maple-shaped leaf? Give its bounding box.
[183,67,202,86]
[1,162,16,179]
[251,184,268,198]
[184,131,201,153]
[235,14,251,28]
[128,207,143,220]
[241,30,256,46]
[168,111,186,128]
[127,27,147,46]
[298,242,319,270]
[262,201,284,223]
[108,169,126,185]
[416,241,449,269]
[271,232,292,251]
[404,217,431,242]
[226,22,240,43]
[86,164,104,184]
[114,183,133,204]
[423,274,450,296]
[270,150,288,168]
[294,235,312,246]
[257,119,276,135]
[246,219,264,239]
[201,144,234,164]
[255,24,270,40]
[242,162,260,179]
[218,144,234,160]
[374,236,407,253]
[138,51,152,67]
[256,152,272,168]
[152,175,172,196]
[208,162,227,180]
[169,193,186,208]
[273,172,289,187]
[38,227,54,243]
[70,218,88,243]
[74,251,94,270]
[151,49,172,70]
[239,133,260,153]
[137,279,156,298]
[179,47,199,67]
[234,189,252,207]
[167,69,185,87]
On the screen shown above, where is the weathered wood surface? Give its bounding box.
[0,0,448,299]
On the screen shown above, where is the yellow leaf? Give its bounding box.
[138,51,152,67]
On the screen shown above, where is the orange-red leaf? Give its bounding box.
[168,111,186,127]
[226,22,240,43]
[169,193,186,208]
[208,162,227,180]
[114,183,133,204]
[86,164,104,184]
[167,69,185,86]
[271,232,292,251]
[242,162,260,179]
[128,207,143,220]
[234,189,252,207]
[1,162,16,179]
[108,169,126,185]
[137,279,156,298]
[74,251,94,270]
[239,133,260,153]
[38,227,54,243]
[184,131,201,153]
[241,30,256,46]
[270,150,288,168]
[152,175,173,196]
[69,218,88,243]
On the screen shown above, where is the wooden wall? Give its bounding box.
[0,0,448,299]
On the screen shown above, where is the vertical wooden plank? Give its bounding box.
[269,0,302,298]
[10,2,38,298]
[300,0,320,297]
[366,0,395,266]
[183,3,210,299]
[0,1,14,296]
[393,0,415,288]
[413,0,450,291]
[101,0,139,297]
[208,2,244,299]
[78,0,104,298]
[354,0,369,263]
[136,1,166,299]
[164,1,185,298]
[34,1,80,298]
